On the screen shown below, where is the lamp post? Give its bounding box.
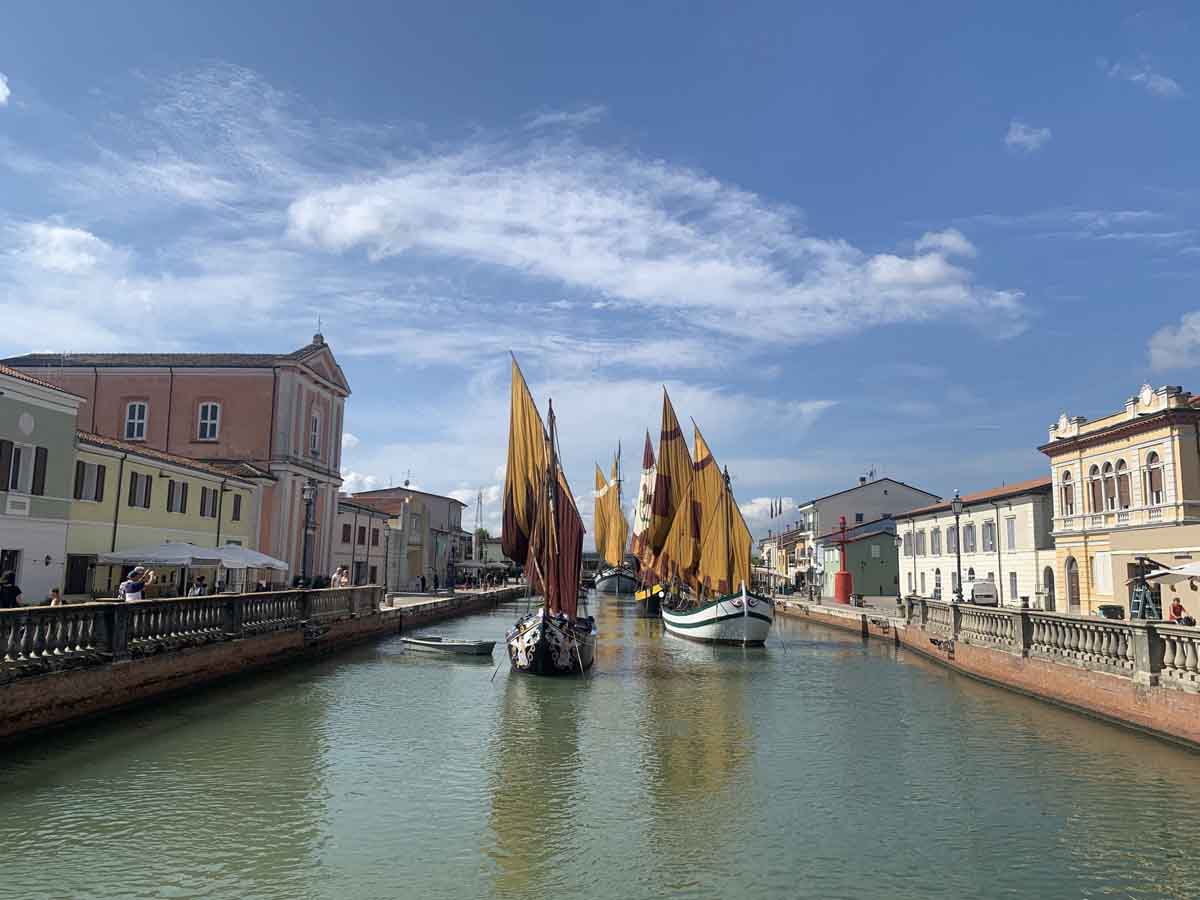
[952,489,964,603]
[300,480,316,585]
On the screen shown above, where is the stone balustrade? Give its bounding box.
[902,596,1199,692]
[0,587,380,680]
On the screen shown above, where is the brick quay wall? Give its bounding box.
[778,598,1200,751]
[0,585,522,744]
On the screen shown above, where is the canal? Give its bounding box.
[2,596,1198,900]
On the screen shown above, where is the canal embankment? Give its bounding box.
[777,596,1200,750]
[0,584,523,743]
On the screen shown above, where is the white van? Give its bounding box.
[966,580,999,606]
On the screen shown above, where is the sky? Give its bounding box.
[2,2,1200,543]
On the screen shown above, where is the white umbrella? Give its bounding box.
[1140,562,1200,589]
[215,545,289,571]
[97,542,223,567]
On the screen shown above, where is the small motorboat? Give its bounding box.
[401,635,496,656]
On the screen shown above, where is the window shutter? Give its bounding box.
[144,475,152,509]
[75,460,86,500]
[232,494,241,521]
[128,472,138,507]
[1117,475,1130,508]
[96,465,106,503]
[0,440,11,490]
[181,482,188,515]
[1150,467,1164,493]
[32,447,48,496]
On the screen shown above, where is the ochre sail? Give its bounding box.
[696,468,752,596]
[593,463,610,567]
[646,390,693,577]
[629,431,656,570]
[501,358,548,564]
[608,456,628,567]
[657,426,722,590]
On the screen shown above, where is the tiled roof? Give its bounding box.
[4,342,325,369]
[200,459,276,480]
[0,362,87,400]
[77,431,254,485]
[351,486,468,508]
[898,476,1052,519]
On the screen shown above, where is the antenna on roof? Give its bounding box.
[404,469,412,487]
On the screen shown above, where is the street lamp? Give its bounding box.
[300,480,316,585]
[951,489,964,603]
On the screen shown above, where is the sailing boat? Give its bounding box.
[633,389,694,604]
[657,423,773,645]
[501,357,596,676]
[593,447,637,594]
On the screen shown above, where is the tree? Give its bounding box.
[475,527,492,541]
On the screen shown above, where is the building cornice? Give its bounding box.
[1039,408,1200,458]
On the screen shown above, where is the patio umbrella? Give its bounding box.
[97,542,223,567]
[1139,562,1200,589]
[214,545,289,571]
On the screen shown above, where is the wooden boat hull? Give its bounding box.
[506,608,596,676]
[401,636,496,656]
[661,589,773,645]
[594,567,639,595]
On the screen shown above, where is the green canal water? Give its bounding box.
[2,596,1199,900]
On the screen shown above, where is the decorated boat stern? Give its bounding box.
[507,607,597,675]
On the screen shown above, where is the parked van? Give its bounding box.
[966,580,999,606]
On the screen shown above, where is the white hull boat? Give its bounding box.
[506,607,597,676]
[661,586,773,646]
[401,636,496,656]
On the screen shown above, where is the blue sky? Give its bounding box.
[3,2,1199,541]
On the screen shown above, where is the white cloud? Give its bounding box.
[0,73,10,107]
[340,470,380,493]
[525,105,607,130]
[288,142,1028,343]
[914,228,976,258]
[342,432,360,451]
[1149,311,1200,371]
[1005,120,1052,153]
[15,223,117,272]
[739,496,796,533]
[1105,60,1183,98]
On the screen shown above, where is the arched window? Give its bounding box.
[1115,460,1131,510]
[963,524,977,553]
[1146,451,1164,506]
[1042,566,1055,611]
[1089,465,1103,512]
[967,567,976,582]
[1060,470,1074,516]
[1102,462,1116,511]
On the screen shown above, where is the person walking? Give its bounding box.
[118,566,155,601]
[0,571,22,609]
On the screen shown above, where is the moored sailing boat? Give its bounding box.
[593,447,637,594]
[501,357,596,676]
[657,424,773,645]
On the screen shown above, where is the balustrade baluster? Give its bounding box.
[1184,637,1199,674]
[1162,635,1178,672]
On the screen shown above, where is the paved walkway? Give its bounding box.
[383,584,522,610]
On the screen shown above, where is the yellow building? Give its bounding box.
[66,431,259,598]
[1040,384,1199,615]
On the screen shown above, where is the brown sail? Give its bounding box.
[657,425,723,590]
[646,389,693,579]
[501,357,548,563]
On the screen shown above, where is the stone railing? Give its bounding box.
[0,586,381,679]
[902,597,1199,692]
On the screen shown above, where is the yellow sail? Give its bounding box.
[593,463,611,566]
[501,357,548,565]
[593,456,628,568]
[696,468,752,596]
[647,389,693,577]
[608,456,628,567]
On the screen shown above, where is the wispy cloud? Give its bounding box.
[1103,58,1183,98]
[524,105,607,130]
[1004,120,1051,153]
[0,73,10,107]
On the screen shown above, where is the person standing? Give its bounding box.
[118,566,155,601]
[0,571,22,609]
[46,588,62,606]
[188,576,208,597]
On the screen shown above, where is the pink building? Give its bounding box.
[4,334,350,581]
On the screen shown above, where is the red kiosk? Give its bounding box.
[833,515,853,604]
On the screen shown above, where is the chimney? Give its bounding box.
[859,475,867,486]
[313,332,325,345]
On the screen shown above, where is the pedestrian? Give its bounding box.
[188,576,208,597]
[118,566,155,602]
[46,588,62,606]
[433,573,439,592]
[0,571,22,609]
[420,574,426,593]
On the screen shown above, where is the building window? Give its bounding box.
[232,494,242,522]
[1005,517,1016,550]
[198,402,220,441]
[357,525,366,545]
[907,572,913,593]
[967,567,975,582]
[1146,451,1164,506]
[934,569,942,599]
[4,442,21,491]
[127,472,152,509]
[902,533,912,557]
[166,479,189,514]
[963,524,976,553]
[946,526,958,554]
[342,523,352,543]
[1009,571,1018,603]
[199,486,218,518]
[369,565,378,583]
[915,531,926,556]
[981,521,995,552]
[1089,465,1103,512]
[854,512,864,523]
[870,543,881,559]
[30,447,48,496]
[931,528,941,556]
[371,527,380,547]
[1116,460,1131,510]
[125,402,148,441]
[310,413,321,457]
[73,461,106,502]
[1060,470,1074,516]
[1102,462,1116,511]
[920,571,926,594]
